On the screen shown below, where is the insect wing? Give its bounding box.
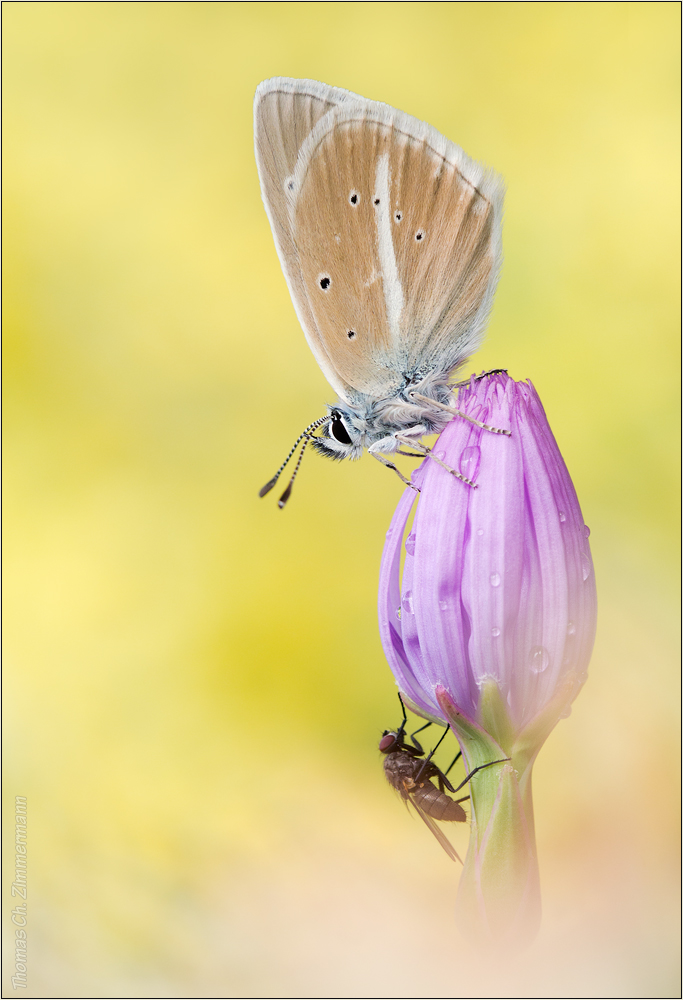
[255,78,505,405]
[254,78,361,402]
[287,107,405,399]
[276,87,505,397]
[409,794,463,864]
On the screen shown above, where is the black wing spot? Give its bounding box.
[374,197,380,205]
[319,275,331,291]
[395,211,402,222]
[349,191,359,205]
[415,229,425,241]
[347,330,356,340]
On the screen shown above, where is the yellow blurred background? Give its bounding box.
[3,3,679,996]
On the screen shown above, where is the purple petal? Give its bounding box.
[378,373,597,735]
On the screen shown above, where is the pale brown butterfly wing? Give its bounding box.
[255,79,504,403]
[386,126,503,378]
[287,99,504,397]
[254,78,363,400]
[289,116,405,398]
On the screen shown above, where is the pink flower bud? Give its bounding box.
[379,373,596,737]
[378,373,597,946]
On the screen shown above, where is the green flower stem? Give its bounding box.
[435,679,573,949]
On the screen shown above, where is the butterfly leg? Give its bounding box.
[450,409,512,436]
[370,452,420,491]
[408,391,511,437]
[394,435,476,488]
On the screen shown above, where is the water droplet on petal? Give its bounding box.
[404,532,416,556]
[434,450,446,461]
[528,646,550,673]
[564,669,581,693]
[567,621,576,635]
[490,572,501,587]
[491,627,501,637]
[559,511,566,523]
[385,527,393,540]
[581,554,592,581]
[438,599,449,611]
[559,705,572,719]
[477,528,484,536]
[583,524,591,538]
[459,445,480,479]
[403,591,414,614]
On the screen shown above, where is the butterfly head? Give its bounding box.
[310,406,364,461]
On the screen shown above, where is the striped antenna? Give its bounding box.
[259,415,330,499]
[277,435,312,509]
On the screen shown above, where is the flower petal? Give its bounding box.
[377,483,435,715]
[378,373,596,734]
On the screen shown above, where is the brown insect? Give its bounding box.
[380,695,508,863]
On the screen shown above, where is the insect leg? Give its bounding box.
[450,410,512,437]
[450,757,511,795]
[408,392,512,437]
[413,725,451,783]
[396,692,409,740]
[395,436,476,488]
[434,746,462,793]
[409,720,431,753]
[371,452,420,491]
[436,771,456,794]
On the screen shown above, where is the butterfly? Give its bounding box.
[254,78,506,505]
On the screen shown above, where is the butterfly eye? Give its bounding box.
[330,415,352,445]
